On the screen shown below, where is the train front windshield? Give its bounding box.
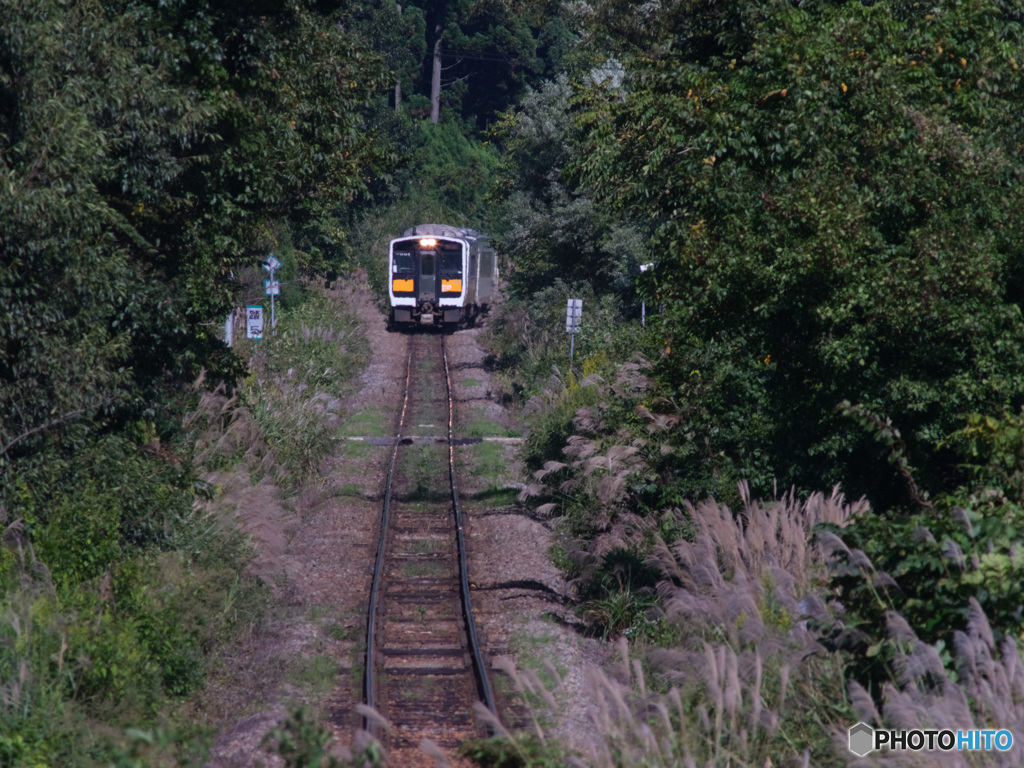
[438,242,463,295]
[393,251,414,274]
[439,246,461,277]
[392,238,464,298]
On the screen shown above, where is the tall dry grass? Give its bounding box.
[651,483,864,647]
[564,486,862,767]
[522,484,1024,767]
[827,547,1024,767]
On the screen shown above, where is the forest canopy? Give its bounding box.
[0,0,390,499]
[572,0,1024,504]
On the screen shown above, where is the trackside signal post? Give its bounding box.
[639,263,654,327]
[566,298,582,364]
[263,254,281,331]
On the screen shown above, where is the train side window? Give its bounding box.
[421,253,435,276]
[394,252,413,273]
[480,249,494,277]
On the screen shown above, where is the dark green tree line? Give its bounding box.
[574,0,1024,505]
[488,75,649,298]
[0,4,391,756]
[485,0,1024,665]
[391,0,571,126]
[1,0,390,522]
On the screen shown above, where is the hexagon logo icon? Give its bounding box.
[849,722,874,757]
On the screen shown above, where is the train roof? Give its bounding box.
[399,224,483,240]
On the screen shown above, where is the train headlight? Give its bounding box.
[419,238,437,247]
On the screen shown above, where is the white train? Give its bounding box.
[388,224,496,326]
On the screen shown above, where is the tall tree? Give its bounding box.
[0,0,390,536]
[575,0,1024,503]
[432,23,443,122]
[401,0,562,125]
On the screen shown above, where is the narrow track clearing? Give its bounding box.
[364,331,497,764]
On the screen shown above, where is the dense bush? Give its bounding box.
[487,10,1024,723]
[0,513,266,763]
[821,409,1024,693]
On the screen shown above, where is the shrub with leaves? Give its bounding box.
[822,408,1024,694]
[262,705,385,768]
[821,499,1024,694]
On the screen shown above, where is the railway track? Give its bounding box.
[364,331,497,762]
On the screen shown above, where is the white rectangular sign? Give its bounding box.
[247,305,264,340]
[566,299,582,333]
[264,279,280,296]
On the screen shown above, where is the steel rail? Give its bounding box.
[441,335,498,717]
[363,343,413,734]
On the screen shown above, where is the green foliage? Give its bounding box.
[0,7,387,748]
[0,0,387,761]
[574,0,1024,506]
[262,706,345,768]
[580,585,662,642]
[942,412,1024,498]
[485,280,644,408]
[461,732,570,768]
[0,0,390,465]
[238,288,368,482]
[0,527,264,763]
[825,410,1024,692]
[822,497,1024,692]
[489,76,649,299]
[412,120,501,215]
[262,706,384,768]
[9,428,194,589]
[0,0,392,524]
[255,289,367,396]
[398,0,567,126]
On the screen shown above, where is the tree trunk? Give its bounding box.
[394,4,402,111]
[430,28,442,124]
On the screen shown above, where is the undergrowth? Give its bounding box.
[230,284,369,484]
[263,705,386,768]
[0,282,370,765]
[484,287,1024,766]
[0,435,269,765]
[485,482,1024,767]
